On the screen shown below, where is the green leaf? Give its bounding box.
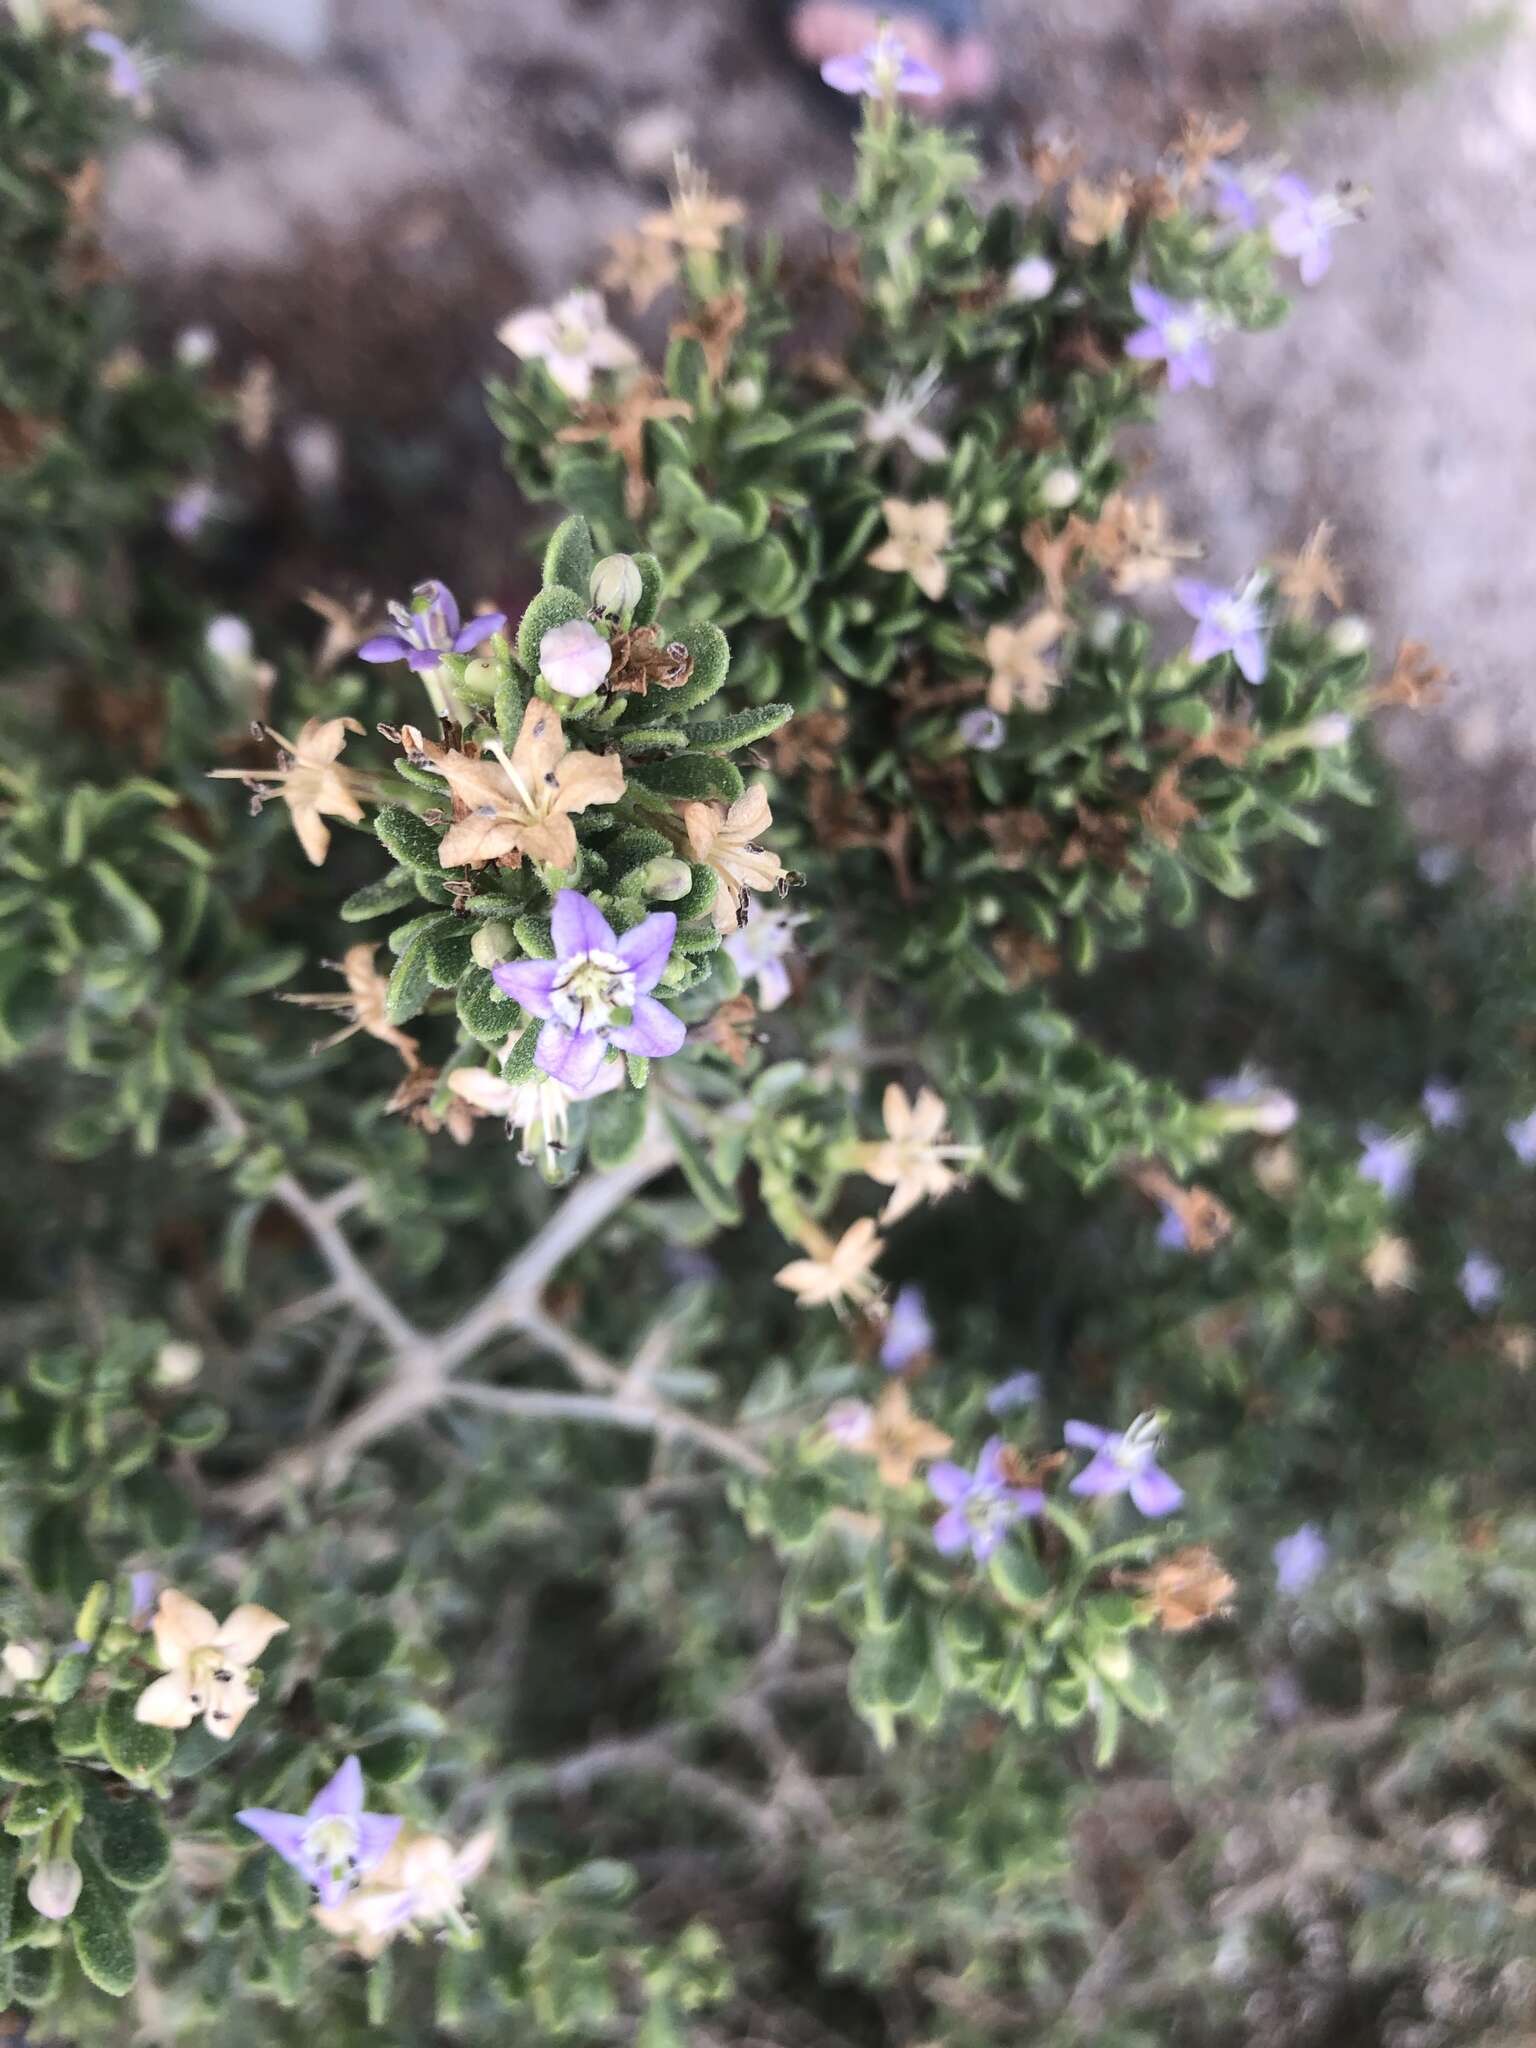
[988,1532,1050,1610]
[659,1107,742,1227]
[374,806,445,875]
[684,704,793,754]
[88,1791,172,1892]
[340,868,419,922]
[631,553,665,627]
[86,859,162,949]
[588,1084,648,1169]
[0,1721,56,1787]
[661,621,731,714]
[632,754,745,806]
[517,585,590,675]
[386,931,435,1026]
[360,1734,428,1786]
[70,1845,136,1997]
[542,513,595,595]
[98,1693,175,1783]
[323,1621,400,1680]
[3,1779,69,1837]
[457,964,523,1046]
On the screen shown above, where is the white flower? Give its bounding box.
[316,1828,496,1956]
[134,1588,287,1740]
[1007,255,1057,302]
[2,1642,44,1684]
[539,617,613,698]
[496,290,638,402]
[863,370,947,468]
[448,1062,621,1167]
[724,909,807,1012]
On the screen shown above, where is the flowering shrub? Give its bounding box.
[5,10,1536,2048]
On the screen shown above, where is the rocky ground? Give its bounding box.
[104,0,1536,870]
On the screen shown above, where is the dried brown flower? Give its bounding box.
[641,155,745,255]
[557,376,694,519]
[1274,522,1345,622]
[207,716,367,867]
[694,993,758,1068]
[1066,175,1133,247]
[670,290,748,385]
[401,700,623,871]
[281,943,419,1067]
[600,230,681,314]
[776,1217,885,1310]
[984,612,1066,714]
[678,785,785,933]
[1126,1546,1237,1633]
[1139,764,1199,850]
[1371,640,1448,712]
[1129,1163,1234,1254]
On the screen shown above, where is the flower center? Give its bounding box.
[1112,1413,1162,1471]
[965,1487,1017,1537]
[555,319,592,358]
[1212,598,1249,637]
[301,1814,361,1881]
[550,948,634,1033]
[1164,315,1200,354]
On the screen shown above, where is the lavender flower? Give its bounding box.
[958,707,1006,752]
[986,1370,1042,1417]
[1357,1124,1418,1201]
[1421,1081,1464,1131]
[165,481,215,542]
[492,890,684,1090]
[128,1571,159,1629]
[1273,1523,1328,1595]
[1066,1414,1183,1517]
[1505,1110,1536,1165]
[1175,575,1270,685]
[359,581,506,673]
[237,1756,401,1909]
[84,29,150,102]
[1209,162,1266,232]
[724,908,806,1013]
[1156,1204,1190,1252]
[880,1284,933,1372]
[1125,285,1219,392]
[928,1439,1044,1562]
[1268,174,1359,286]
[821,27,943,100]
[1460,1252,1504,1314]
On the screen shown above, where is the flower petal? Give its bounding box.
[216,1604,289,1666]
[1173,579,1218,622]
[535,1021,610,1090]
[932,1506,974,1556]
[356,1812,405,1873]
[452,612,507,654]
[492,958,559,1016]
[551,889,617,961]
[308,1755,364,1822]
[609,994,685,1060]
[1062,1420,1108,1450]
[236,1808,309,1869]
[152,1588,220,1666]
[1130,1466,1185,1517]
[357,635,414,664]
[134,1672,198,1729]
[926,1460,973,1507]
[615,912,677,993]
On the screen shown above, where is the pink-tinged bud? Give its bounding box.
[539,618,612,698]
[633,857,693,901]
[28,1859,82,1922]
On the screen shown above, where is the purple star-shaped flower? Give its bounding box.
[1273,1523,1328,1595]
[1460,1252,1504,1315]
[1357,1123,1417,1201]
[1268,174,1357,287]
[1124,284,1218,392]
[84,29,149,102]
[1421,1080,1464,1131]
[821,28,943,100]
[1175,575,1270,685]
[237,1756,400,1909]
[1505,1110,1536,1166]
[492,890,685,1090]
[1209,163,1265,232]
[880,1283,933,1371]
[359,581,507,673]
[1066,1415,1183,1517]
[1156,1204,1190,1252]
[927,1438,1044,1562]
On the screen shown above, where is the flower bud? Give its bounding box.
[1007,255,1057,303]
[589,554,643,619]
[28,1859,82,1922]
[471,922,518,969]
[175,325,218,369]
[1039,467,1081,510]
[1301,713,1354,750]
[725,376,763,412]
[957,708,1006,753]
[632,857,693,902]
[922,215,952,249]
[2,1643,44,1684]
[539,618,612,698]
[1325,614,1372,658]
[204,616,253,669]
[153,1340,202,1388]
[459,656,501,702]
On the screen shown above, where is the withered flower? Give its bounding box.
[1066,175,1132,247]
[1087,493,1200,594]
[670,290,748,386]
[1275,521,1345,622]
[984,612,1065,714]
[838,1381,955,1488]
[1022,519,1084,608]
[772,710,848,777]
[1371,639,1448,712]
[1127,1547,1237,1633]
[1130,1163,1233,1254]
[207,716,367,867]
[678,785,786,934]
[1139,763,1199,850]
[983,809,1051,872]
[557,375,694,519]
[282,944,420,1067]
[693,993,758,1068]
[775,1217,885,1310]
[868,499,952,602]
[641,155,746,255]
[386,1066,479,1145]
[600,230,681,313]
[867,1084,976,1225]
[1169,112,1249,191]
[401,700,623,871]
[604,624,693,699]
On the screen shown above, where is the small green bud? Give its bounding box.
[725,375,763,412]
[923,215,952,249]
[72,1583,109,1648]
[460,655,502,701]
[590,553,644,619]
[633,857,693,902]
[471,922,518,969]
